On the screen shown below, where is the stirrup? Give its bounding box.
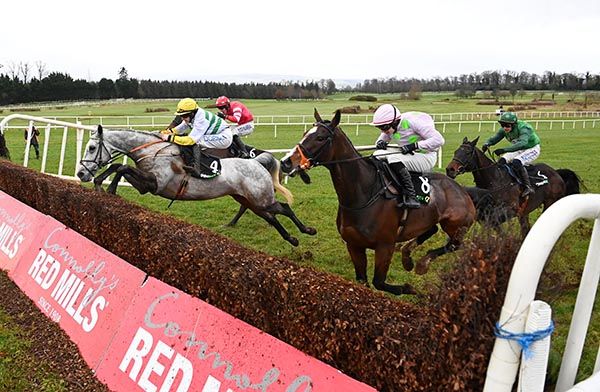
[521,186,534,197]
[398,195,420,209]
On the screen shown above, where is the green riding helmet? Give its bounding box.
[498,111,518,125]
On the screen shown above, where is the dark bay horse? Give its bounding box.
[280,110,476,295]
[77,126,316,246]
[446,136,581,236]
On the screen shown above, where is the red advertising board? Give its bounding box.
[11,216,147,369]
[97,277,375,392]
[0,191,49,273]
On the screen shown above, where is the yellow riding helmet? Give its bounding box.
[174,98,199,115]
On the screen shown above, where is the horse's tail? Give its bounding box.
[557,168,584,196]
[255,154,294,205]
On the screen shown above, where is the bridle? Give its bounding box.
[295,122,365,169]
[78,130,114,179]
[78,128,167,178]
[450,143,497,174]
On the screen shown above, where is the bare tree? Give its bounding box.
[19,61,31,83]
[6,61,19,80]
[35,60,48,80]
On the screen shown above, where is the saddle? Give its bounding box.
[502,164,549,187]
[179,145,222,179]
[374,159,432,205]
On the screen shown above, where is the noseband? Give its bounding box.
[78,132,115,177]
[296,122,335,169]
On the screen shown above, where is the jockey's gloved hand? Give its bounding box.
[160,129,173,135]
[482,143,490,153]
[376,140,388,150]
[400,142,418,155]
[217,112,226,119]
[160,133,173,142]
[493,148,505,156]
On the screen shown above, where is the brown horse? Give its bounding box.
[446,136,582,236]
[280,109,476,295]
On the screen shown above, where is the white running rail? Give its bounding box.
[484,194,600,391]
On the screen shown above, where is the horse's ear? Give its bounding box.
[331,110,341,128]
[314,108,323,123]
[472,136,480,146]
[463,136,468,143]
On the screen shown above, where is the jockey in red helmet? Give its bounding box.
[215,96,254,158]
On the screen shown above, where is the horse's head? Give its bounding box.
[445,136,481,179]
[77,125,112,182]
[281,109,341,174]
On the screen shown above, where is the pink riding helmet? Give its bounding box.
[371,104,401,126]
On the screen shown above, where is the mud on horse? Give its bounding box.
[281,109,476,295]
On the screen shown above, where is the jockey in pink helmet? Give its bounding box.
[371,104,445,209]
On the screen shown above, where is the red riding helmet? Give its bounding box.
[216,96,230,108]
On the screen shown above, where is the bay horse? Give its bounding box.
[446,136,581,236]
[280,109,476,295]
[77,126,316,246]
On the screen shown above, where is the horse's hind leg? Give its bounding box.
[415,226,465,275]
[373,244,416,295]
[267,202,317,236]
[252,209,299,246]
[224,205,248,227]
[401,225,439,271]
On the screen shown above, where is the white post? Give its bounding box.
[274,125,277,138]
[555,217,600,391]
[24,121,33,167]
[41,123,51,173]
[484,195,600,392]
[58,126,69,176]
[75,123,84,177]
[478,122,482,133]
[356,124,359,136]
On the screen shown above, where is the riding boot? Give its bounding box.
[390,162,421,209]
[188,144,204,178]
[518,165,535,197]
[232,135,249,158]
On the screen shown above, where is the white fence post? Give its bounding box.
[41,123,51,173]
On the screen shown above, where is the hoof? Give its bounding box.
[288,237,299,247]
[402,255,414,271]
[415,259,430,275]
[304,227,317,235]
[402,283,417,295]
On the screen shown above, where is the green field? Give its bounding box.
[2,92,600,385]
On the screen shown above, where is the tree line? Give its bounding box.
[356,70,600,95]
[2,62,600,106]
[0,66,337,106]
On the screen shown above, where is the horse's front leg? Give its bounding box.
[346,243,368,286]
[108,165,158,195]
[93,164,123,192]
[373,244,416,295]
[518,215,531,239]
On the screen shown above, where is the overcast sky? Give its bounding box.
[1,0,599,84]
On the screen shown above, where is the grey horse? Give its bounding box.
[77,126,316,246]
